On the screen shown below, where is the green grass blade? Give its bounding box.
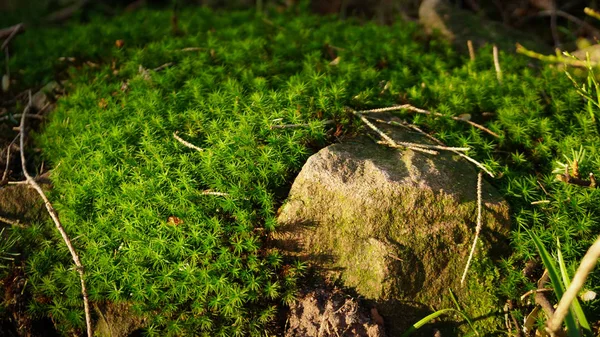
[557,239,592,335]
[400,309,457,337]
[449,289,479,336]
[529,230,580,337]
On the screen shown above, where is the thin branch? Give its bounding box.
[534,270,557,320]
[0,23,25,41]
[180,47,204,52]
[153,62,173,72]
[1,134,18,183]
[173,131,203,152]
[356,104,500,138]
[0,113,44,122]
[366,116,494,177]
[201,190,231,197]
[493,45,502,84]
[348,108,438,155]
[0,23,23,50]
[547,235,600,333]
[376,141,469,152]
[461,171,484,284]
[0,215,24,228]
[467,40,475,62]
[537,9,600,40]
[270,120,334,129]
[19,91,92,337]
[365,117,470,152]
[519,288,554,301]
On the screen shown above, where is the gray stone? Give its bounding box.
[274,114,510,334]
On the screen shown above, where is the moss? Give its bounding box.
[2,3,600,335]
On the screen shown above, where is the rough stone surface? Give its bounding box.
[274,113,510,334]
[285,287,386,337]
[93,302,146,337]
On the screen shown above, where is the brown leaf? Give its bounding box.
[168,216,184,226]
[333,124,343,137]
[115,39,125,48]
[98,98,108,109]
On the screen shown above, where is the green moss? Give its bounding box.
[2,3,599,336]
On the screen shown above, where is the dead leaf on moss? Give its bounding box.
[168,216,183,226]
[98,98,108,109]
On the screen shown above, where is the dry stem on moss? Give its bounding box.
[547,235,600,334]
[365,115,495,177]
[355,104,500,138]
[1,134,18,184]
[0,23,22,51]
[461,171,484,284]
[173,131,203,152]
[467,40,475,61]
[493,45,502,84]
[19,91,92,337]
[270,120,334,129]
[348,108,438,155]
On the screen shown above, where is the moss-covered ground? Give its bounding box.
[1,3,600,336]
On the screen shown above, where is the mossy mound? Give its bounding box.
[274,120,510,334]
[1,2,599,336]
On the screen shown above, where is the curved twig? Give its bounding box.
[19,91,92,337]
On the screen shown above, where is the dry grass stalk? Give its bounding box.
[19,91,92,337]
[461,171,484,284]
[547,235,600,334]
[467,40,475,61]
[493,45,502,84]
[376,141,469,152]
[173,131,203,152]
[348,108,438,155]
[356,104,500,138]
[1,135,18,183]
[270,120,334,129]
[0,215,24,228]
[366,115,495,177]
[201,190,231,197]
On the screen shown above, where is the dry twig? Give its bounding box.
[0,215,24,228]
[0,23,23,51]
[173,131,203,152]
[376,141,469,152]
[153,62,173,72]
[547,235,600,334]
[201,190,231,197]
[270,120,334,129]
[366,116,495,177]
[461,171,484,284]
[0,113,44,122]
[19,91,92,337]
[493,45,502,84]
[355,104,500,138]
[467,40,475,61]
[1,135,18,184]
[348,108,438,155]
